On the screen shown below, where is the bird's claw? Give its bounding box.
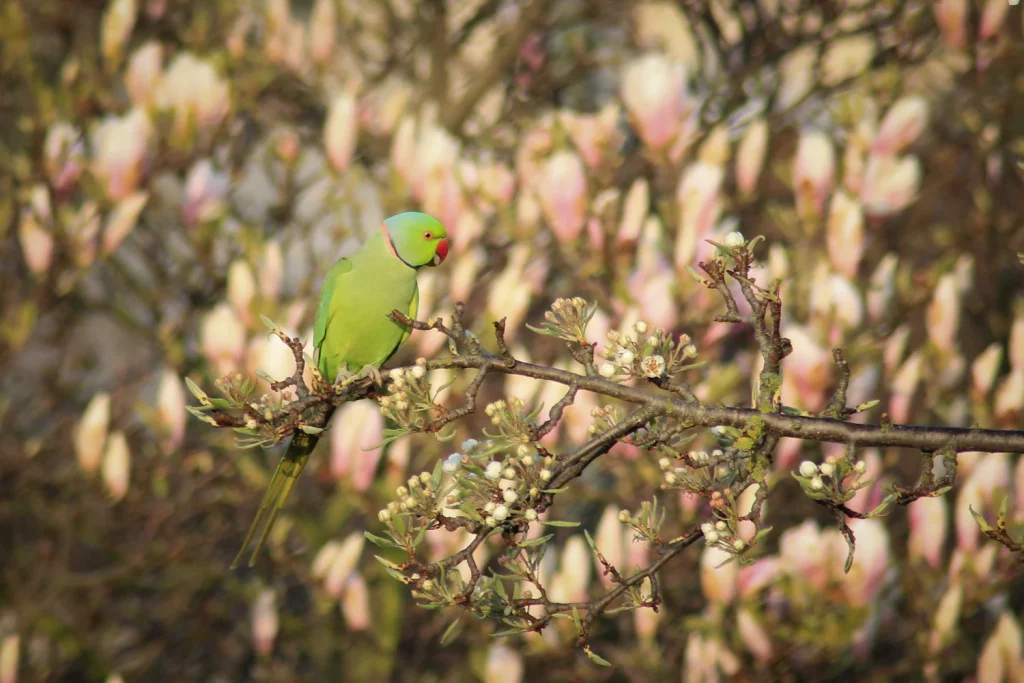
[357,364,383,386]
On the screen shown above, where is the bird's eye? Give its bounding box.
[423,231,433,240]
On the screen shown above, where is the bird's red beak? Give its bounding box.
[430,237,449,266]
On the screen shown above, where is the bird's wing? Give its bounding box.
[313,258,353,368]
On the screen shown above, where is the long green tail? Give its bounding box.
[231,426,323,569]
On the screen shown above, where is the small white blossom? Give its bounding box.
[408,476,420,488]
[705,530,720,543]
[618,510,631,523]
[715,521,727,531]
[683,344,697,359]
[810,477,824,491]
[524,509,538,521]
[819,463,834,477]
[503,489,517,503]
[411,365,426,379]
[617,350,635,365]
[485,501,497,513]
[599,363,616,378]
[462,439,479,452]
[854,461,867,473]
[484,461,502,480]
[421,579,434,591]
[486,516,497,526]
[378,509,391,522]
[798,461,818,478]
[634,321,648,334]
[516,443,530,457]
[664,472,677,484]
[389,368,404,381]
[724,231,745,247]
[493,504,509,521]
[640,354,666,378]
[396,486,408,497]
[503,467,516,479]
[733,539,746,551]
[539,469,552,482]
[521,454,534,467]
[442,453,462,474]
[658,457,671,470]
[420,472,431,485]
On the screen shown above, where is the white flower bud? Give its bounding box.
[484,461,502,480]
[503,467,516,479]
[658,457,672,470]
[715,521,726,531]
[486,516,497,526]
[503,489,517,503]
[819,463,834,477]
[799,461,818,477]
[411,365,426,379]
[378,509,391,522]
[810,477,824,491]
[854,460,867,473]
[634,321,648,334]
[733,539,746,550]
[485,501,497,513]
[389,368,404,381]
[724,231,745,248]
[618,510,631,523]
[396,486,408,497]
[521,455,534,467]
[665,472,677,484]
[421,579,434,591]
[408,476,420,488]
[599,363,616,378]
[493,504,509,521]
[517,443,530,456]
[462,439,479,452]
[705,530,720,543]
[618,350,635,364]
[525,509,538,521]
[539,469,552,482]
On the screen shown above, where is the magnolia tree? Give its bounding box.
[3,0,1024,681]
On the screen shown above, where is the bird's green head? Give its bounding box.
[382,212,449,268]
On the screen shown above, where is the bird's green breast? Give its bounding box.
[315,232,418,382]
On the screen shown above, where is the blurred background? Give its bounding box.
[1,0,1023,681]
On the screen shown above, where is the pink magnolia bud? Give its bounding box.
[558,103,622,169]
[258,240,284,303]
[860,154,921,217]
[971,343,1003,397]
[780,325,833,412]
[183,159,229,227]
[558,536,592,603]
[994,369,1024,426]
[867,253,899,322]
[826,191,865,277]
[156,368,186,454]
[620,53,690,150]
[780,521,829,592]
[125,41,163,108]
[200,303,246,376]
[330,400,383,491]
[309,0,336,64]
[976,611,1023,683]
[978,0,1010,40]
[91,107,154,201]
[776,44,818,112]
[697,124,730,167]
[18,203,54,277]
[157,53,231,143]
[103,191,148,254]
[75,392,111,474]
[617,178,649,246]
[820,35,876,86]
[1010,312,1024,372]
[737,484,761,543]
[793,131,835,221]
[449,245,484,306]
[390,116,417,186]
[735,117,768,197]
[889,351,923,423]
[341,573,371,631]
[324,532,365,597]
[883,324,911,375]
[872,97,929,156]
[487,246,534,337]
[226,259,256,325]
[594,505,625,588]
[738,557,782,599]
[102,431,131,501]
[359,78,412,137]
[537,151,587,244]
[484,645,523,683]
[700,546,738,605]
[930,581,964,653]
[479,161,516,205]
[926,273,961,355]
[311,540,342,578]
[69,201,102,268]
[251,589,278,656]
[675,161,724,269]
[324,92,357,174]
[100,0,138,67]
[422,169,466,239]
[934,0,968,49]
[0,635,18,683]
[737,608,774,662]
[774,437,802,472]
[411,122,460,201]
[908,493,948,569]
[43,122,85,194]
[955,481,984,553]
[628,263,678,331]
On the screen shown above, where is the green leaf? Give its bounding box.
[571,606,582,634]
[865,493,897,518]
[517,534,553,548]
[584,646,611,667]
[539,487,570,494]
[968,505,993,533]
[541,520,580,528]
[583,529,599,555]
[259,314,280,331]
[440,618,462,646]
[364,532,397,549]
[185,406,218,426]
[184,377,210,405]
[300,425,324,435]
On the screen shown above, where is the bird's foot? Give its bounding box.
[356,364,383,386]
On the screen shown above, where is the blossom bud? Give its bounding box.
[251,589,278,656]
[75,392,111,474]
[102,431,131,502]
[324,92,358,174]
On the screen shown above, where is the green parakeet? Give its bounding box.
[232,212,449,568]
